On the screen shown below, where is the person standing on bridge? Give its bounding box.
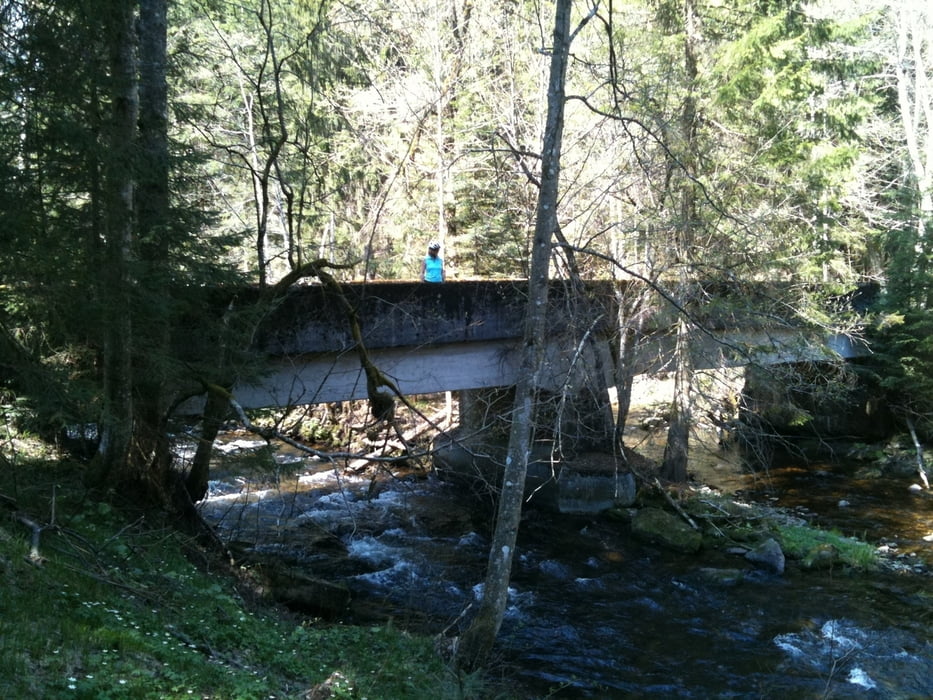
[420,240,445,282]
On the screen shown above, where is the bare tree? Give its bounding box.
[456,0,583,670]
[892,0,933,296]
[661,0,701,482]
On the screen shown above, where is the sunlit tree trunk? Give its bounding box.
[430,1,471,258]
[457,0,572,671]
[431,4,450,251]
[661,0,699,482]
[893,1,933,306]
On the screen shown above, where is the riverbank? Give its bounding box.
[0,448,491,699]
[3,382,931,698]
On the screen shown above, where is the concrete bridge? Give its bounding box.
[181,279,869,513]
[219,279,866,411]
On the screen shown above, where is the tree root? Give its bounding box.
[15,513,46,564]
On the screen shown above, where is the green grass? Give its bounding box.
[678,490,881,572]
[774,523,879,570]
[0,455,491,699]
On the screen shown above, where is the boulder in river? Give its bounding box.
[744,537,785,575]
[631,507,702,553]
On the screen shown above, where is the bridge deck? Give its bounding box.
[178,280,869,411]
[254,279,613,355]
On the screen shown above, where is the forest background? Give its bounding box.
[1,0,932,674]
[3,0,931,488]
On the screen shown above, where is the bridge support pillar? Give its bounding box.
[458,388,514,439]
[458,385,614,452]
[539,387,615,453]
[436,389,633,514]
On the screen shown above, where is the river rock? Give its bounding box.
[631,507,702,553]
[259,564,351,617]
[696,567,745,586]
[801,543,840,570]
[744,537,785,575]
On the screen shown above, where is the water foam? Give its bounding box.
[846,667,877,689]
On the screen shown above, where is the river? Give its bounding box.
[194,436,932,699]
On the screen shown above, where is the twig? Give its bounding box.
[56,559,153,597]
[654,477,699,530]
[227,393,431,465]
[440,602,473,639]
[347,409,450,473]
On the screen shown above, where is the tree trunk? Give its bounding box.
[661,0,700,481]
[186,386,230,502]
[89,0,138,490]
[892,2,933,307]
[88,0,174,503]
[613,284,651,446]
[135,0,173,492]
[456,0,572,671]
[661,316,692,482]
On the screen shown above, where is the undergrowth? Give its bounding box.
[0,454,489,700]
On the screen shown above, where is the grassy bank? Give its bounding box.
[0,450,480,700]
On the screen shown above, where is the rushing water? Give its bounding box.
[195,437,933,699]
